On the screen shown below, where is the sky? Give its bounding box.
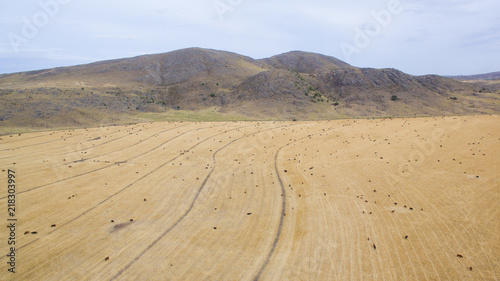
[0,0,499,76]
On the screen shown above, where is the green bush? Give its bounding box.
[391,95,398,101]
[333,102,339,106]
[210,93,216,97]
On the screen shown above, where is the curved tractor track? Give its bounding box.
[0,116,498,280]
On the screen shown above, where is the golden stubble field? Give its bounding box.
[0,115,498,280]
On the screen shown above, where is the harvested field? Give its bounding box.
[1,115,499,280]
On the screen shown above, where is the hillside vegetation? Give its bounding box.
[0,48,499,131]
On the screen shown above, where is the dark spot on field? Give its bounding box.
[111,221,134,233]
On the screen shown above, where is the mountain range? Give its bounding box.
[447,71,500,81]
[0,48,499,129]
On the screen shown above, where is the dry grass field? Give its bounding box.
[0,115,498,280]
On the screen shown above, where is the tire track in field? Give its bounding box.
[286,133,342,280]
[1,124,253,260]
[0,130,89,147]
[169,125,298,279]
[0,123,189,177]
[0,122,168,162]
[0,131,53,143]
[0,122,168,156]
[185,125,323,279]
[0,126,121,161]
[109,123,300,280]
[0,123,218,200]
[252,144,288,281]
[0,126,105,153]
[253,127,334,281]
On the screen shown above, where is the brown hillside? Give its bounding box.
[0,48,499,131]
[261,50,352,73]
[449,71,500,81]
[0,48,264,89]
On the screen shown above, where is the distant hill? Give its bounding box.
[448,71,500,81]
[0,48,499,130]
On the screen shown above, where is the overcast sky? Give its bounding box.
[1,0,498,75]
